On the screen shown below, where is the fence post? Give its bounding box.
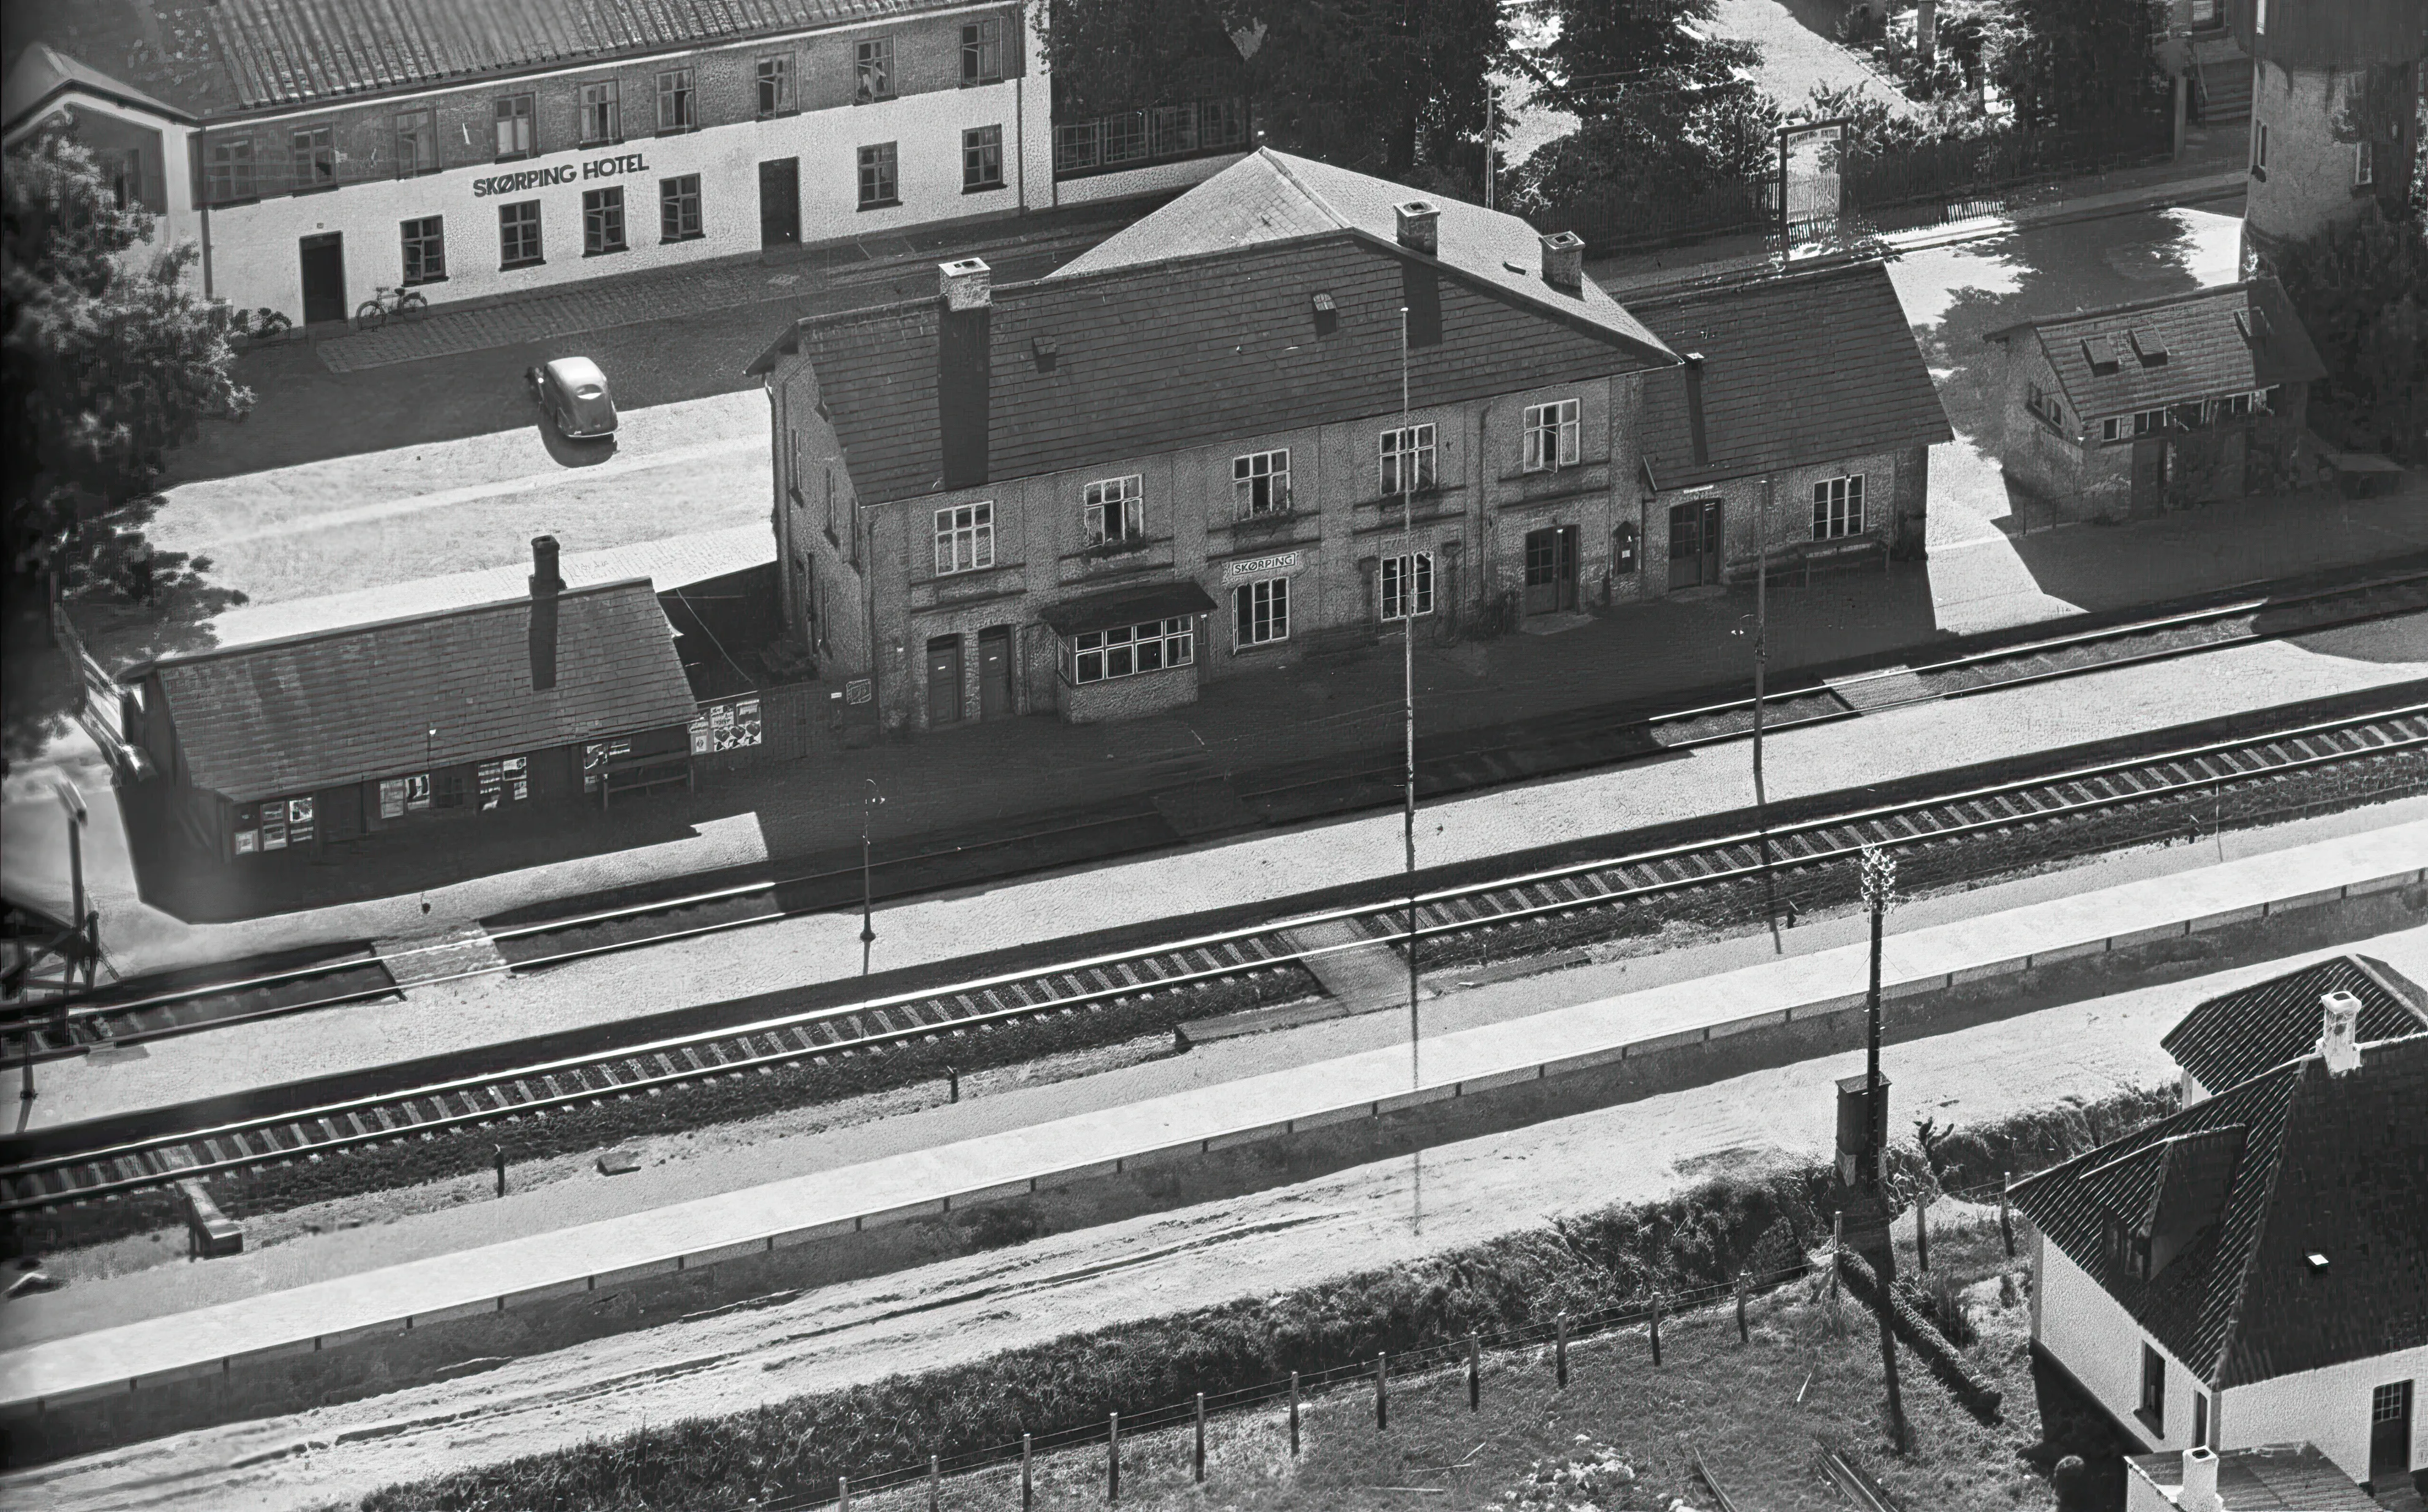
[1194,1392,1206,1483]
[837,1476,850,1512]
[1830,1213,1845,1300]
[1108,1412,1120,1503]
[494,1144,506,1198]
[1555,1313,1569,1389]
[1650,1292,1663,1367]
[1737,1269,1751,1344]
[1290,1371,1301,1456]
[1467,1333,1481,1411]
[928,1453,941,1511]
[1916,1190,1931,1274]
[1023,1433,1034,1512]
[1376,1353,1389,1432]
[2000,1171,2016,1260]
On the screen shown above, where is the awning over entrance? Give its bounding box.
[1039,578,1217,637]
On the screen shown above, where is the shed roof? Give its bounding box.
[2010,1032,2428,1388]
[135,579,697,801]
[2127,1443,2381,1510]
[1632,260,1953,491]
[1981,279,2326,419]
[2162,954,2428,1097]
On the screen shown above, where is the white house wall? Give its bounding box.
[2222,1350,2427,1484]
[2036,1240,2215,1454]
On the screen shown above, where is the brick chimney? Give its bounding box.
[1394,200,1440,256]
[937,259,993,489]
[2178,1445,2220,1512]
[528,535,563,693]
[1540,231,1585,294]
[2319,990,2362,1075]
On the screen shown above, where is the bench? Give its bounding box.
[598,753,693,811]
[178,1179,244,1258]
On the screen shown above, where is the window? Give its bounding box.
[1084,475,1143,546]
[657,69,694,132]
[1103,110,1148,164]
[855,39,893,102]
[1380,552,1434,620]
[1149,104,1197,159]
[2254,0,2266,34]
[858,143,898,207]
[660,175,702,241]
[2253,121,2269,175]
[580,81,620,145]
[2377,1382,2414,1429]
[582,187,626,255]
[395,109,437,175]
[495,93,536,159]
[1235,449,1290,515]
[1523,399,1582,472]
[961,19,1005,84]
[400,216,445,284]
[963,126,1005,190]
[1380,423,1437,495]
[934,502,994,574]
[757,55,795,116]
[291,124,336,190]
[206,138,255,203]
[2027,383,2065,431]
[2189,0,2220,26]
[1233,576,1290,648]
[1068,617,1195,685]
[477,756,530,810]
[2355,141,2374,187]
[434,769,468,808]
[1812,474,1864,539]
[110,149,143,208]
[1203,97,1250,149]
[2138,1345,2165,1432]
[2102,407,2172,442]
[498,200,543,268]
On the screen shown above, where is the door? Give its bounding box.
[1523,526,1580,615]
[2129,438,2165,511]
[1667,499,1722,590]
[926,635,963,726]
[322,783,364,844]
[759,158,801,249]
[298,233,345,325]
[2372,1380,2414,1485]
[977,626,1013,720]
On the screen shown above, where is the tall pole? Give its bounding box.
[1859,846,1896,1191]
[860,778,882,977]
[1399,306,1418,1088]
[1483,88,1495,211]
[1752,477,1770,815]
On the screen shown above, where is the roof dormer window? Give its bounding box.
[2129,328,2168,367]
[2082,336,2121,375]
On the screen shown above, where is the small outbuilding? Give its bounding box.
[1980,279,2326,521]
[120,538,701,867]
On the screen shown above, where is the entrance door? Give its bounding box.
[2372,1380,2414,1486]
[977,626,1013,720]
[298,233,345,325]
[926,635,963,726]
[759,159,801,249]
[2129,438,2166,511]
[1667,499,1722,590]
[322,783,365,844]
[1523,525,1580,615]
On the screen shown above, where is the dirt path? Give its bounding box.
[15,922,2423,1512]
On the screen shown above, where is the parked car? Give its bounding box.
[528,356,618,438]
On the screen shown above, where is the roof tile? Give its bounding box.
[1985,279,2327,418]
[2162,955,2428,1096]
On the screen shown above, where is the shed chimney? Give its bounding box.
[528,535,563,693]
[2319,990,2362,1075]
[2178,1445,2220,1512]
[940,257,991,311]
[1540,231,1585,293]
[1394,200,1440,256]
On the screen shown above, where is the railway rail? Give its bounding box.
[4,697,2421,1216]
[9,569,2420,1063]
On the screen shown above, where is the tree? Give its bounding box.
[1986,0,2166,134]
[1041,0,1509,184]
[2,128,252,765]
[1528,0,1747,116]
[2271,205,2428,461]
[1511,70,1780,246]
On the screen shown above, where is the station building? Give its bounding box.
[751,150,1952,736]
[0,0,1246,324]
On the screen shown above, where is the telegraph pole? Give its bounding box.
[860,778,884,977]
[1483,88,1495,211]
[1754,477,1779,947]
[1399,305,1419,1087]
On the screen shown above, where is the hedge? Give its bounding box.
[1838,1245,2003,1420]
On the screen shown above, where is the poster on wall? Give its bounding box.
[287,795,315,846]
[260,800,288,850]
[582,739,633,792]
[380,779,407,819]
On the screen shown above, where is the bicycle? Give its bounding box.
[353,285,428,331]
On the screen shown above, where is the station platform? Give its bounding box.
[6,817,2420,1428]
[19,633,2428,1136]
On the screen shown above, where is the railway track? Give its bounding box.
[4,698,2421,1217]
[11,568,2417,1063]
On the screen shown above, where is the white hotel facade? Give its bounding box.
[2,0,1248,324]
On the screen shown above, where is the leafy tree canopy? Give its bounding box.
[1528,0,1753,117]
[1986,0,2165,134]
[2,127,251,765]
[2272,206,2428,462]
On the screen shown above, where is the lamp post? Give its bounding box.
[860,778,884,977]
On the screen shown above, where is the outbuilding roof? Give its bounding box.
[1632,260,1953,491]
[132,579,697,802]
[2162,954,2428,1097]
[1980,279,2326,419]
[2127,1444,2381,1510]
[756,206,1678,506]
[2010,1032,2428,1389]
